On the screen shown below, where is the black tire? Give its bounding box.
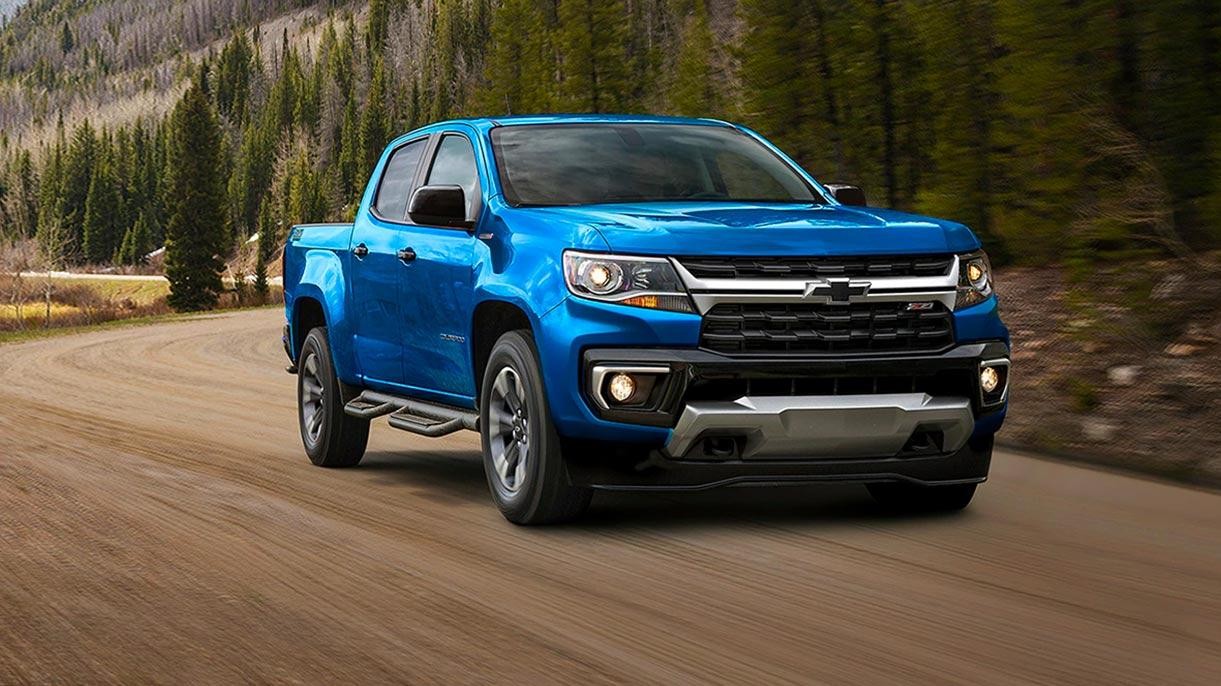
[866,482,977,513]
[479,330,592,525]
[298,327,370,468]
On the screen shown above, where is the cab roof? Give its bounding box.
[403,114,736,136]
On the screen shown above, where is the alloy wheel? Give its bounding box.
[488,366,529,493]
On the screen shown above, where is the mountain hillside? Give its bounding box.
[0,0,26,21]
[0,0,1217,265]
[0,0,362,147]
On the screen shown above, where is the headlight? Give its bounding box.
[563,251,694,313]
[955,250,994,310]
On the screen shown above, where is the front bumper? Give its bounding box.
[565,435,994,491]
[560,341,1008,489]
[665,393,975,460]
[580,340,1010,436]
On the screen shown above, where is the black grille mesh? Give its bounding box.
[701,302,954,355]
[680,255,954,279]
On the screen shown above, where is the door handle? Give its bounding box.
[397,247,417,263]
[352,243,369,258]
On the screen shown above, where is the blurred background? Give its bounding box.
[0,0,1217,485]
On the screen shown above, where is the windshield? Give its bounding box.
[490,124,822,206]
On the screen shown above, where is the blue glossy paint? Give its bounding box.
[284,114,1009,444]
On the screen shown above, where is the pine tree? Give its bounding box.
[82,153,122,264]
[7,149,38,238]
[253,199,276,301]
[367,0,390,55]
[479,0,555,114]
[670,0,721,117]
[288,150,327,225]
[35,119,67,259]
[164,78,227,312]
[360,58,390,176]
[913,0,1005,257]
[60,120,97,263]
[991,0,1109,262]
[337,94,361,200]
[117,212,154,266]
[60,21,74,54]
[556,0,631,113]
[737,0,824,168]
[215,30,253,123]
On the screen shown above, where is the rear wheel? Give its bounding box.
[480,331,592,525]
[298,327,369,468]
[867,482,977,512]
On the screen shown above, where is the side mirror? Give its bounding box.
[408,185,471,228]
[824,184,867,207]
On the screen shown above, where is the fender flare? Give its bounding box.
[291,249,359,383]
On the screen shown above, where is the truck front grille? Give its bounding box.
[679,254,954,280]
[701,302,955,355]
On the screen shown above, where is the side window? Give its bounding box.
[374,138,427,220]
[426,134,481,220]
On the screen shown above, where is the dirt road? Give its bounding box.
[1,308,1218,684]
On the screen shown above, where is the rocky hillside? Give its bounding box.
[999,257,1221,487]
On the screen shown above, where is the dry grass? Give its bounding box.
[0,274,280,334]
[0,275,173,332]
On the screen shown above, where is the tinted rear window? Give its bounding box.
[374,138,426,219]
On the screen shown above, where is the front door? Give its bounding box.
[398,132,480,402]
[349,136,429,388]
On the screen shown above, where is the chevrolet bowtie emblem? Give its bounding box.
[804,278,872,303]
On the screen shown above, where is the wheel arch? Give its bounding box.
[291,296,327,360]
[471,299,535,402]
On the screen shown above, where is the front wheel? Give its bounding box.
[866,482,977,512]
[479,331,592,525]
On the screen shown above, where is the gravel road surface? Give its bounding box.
[1,308,1218,684]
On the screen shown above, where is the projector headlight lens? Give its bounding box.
[563,251,694,313]
[956,250,994,309]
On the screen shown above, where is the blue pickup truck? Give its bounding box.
[283,115,1009,524]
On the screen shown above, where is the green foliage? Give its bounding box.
[81,150,122,263]
[164,81,227,312]
[479,0,555,114]
[669,0,721,117]
[2,0,1219,284]
[737,0,827,170]
[360,57,390,174]
[215,31,253,123]
[116,211,154,266]
[253,199,275,300]
[3,149,38,238]
[556,0,632,112]
[60,119,97,263]
[1063,376,1101,413]
[58,20,72,55]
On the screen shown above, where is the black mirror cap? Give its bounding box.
[408,184,472,228]
[824,183,867,207]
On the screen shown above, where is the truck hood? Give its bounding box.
[523,202,980,256]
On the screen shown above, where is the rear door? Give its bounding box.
[397,132,481,403]
[349,136,429,388]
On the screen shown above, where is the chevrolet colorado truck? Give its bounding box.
[283,115,1010,524]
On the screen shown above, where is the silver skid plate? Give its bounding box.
[665,394,974,460]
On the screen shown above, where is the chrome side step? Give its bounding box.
[344,391,478,437]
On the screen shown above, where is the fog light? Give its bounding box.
[607,373,637,403]
[980,366,1000,393]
